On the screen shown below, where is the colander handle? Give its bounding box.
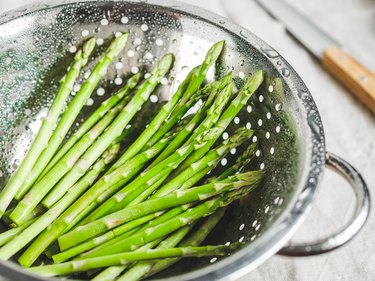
[278,152,371,256]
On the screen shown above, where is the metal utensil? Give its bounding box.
[0,1,370,280]
[255,0,375,114]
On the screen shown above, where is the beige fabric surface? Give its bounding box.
[0,0,374,280]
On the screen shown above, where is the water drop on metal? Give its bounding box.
[239,30,248,39]
[260,47,279,59]
[281,68,290,77]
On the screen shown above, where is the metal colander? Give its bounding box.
[0,1,370,281]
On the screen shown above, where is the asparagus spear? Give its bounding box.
[174,70,264,175]
[0,37,96,217]
[146,208,227,278]
[9,98,127,224]
[17,133,171,266]
[17,35,129,204]
[80,128,222,222]
[27,244,238,277]
[0,143,121,262]
[18,90,175,267]
[91,238,164,281]
[109,41,224,171]
[151,76,233,167]
[34,72,141,181]
[153,128,254,198]
[9,54,174,226]
[57,171,261,250]
[71,188,241,259]
[0,217,37,246]
[116,225,194,281]
[52,213,163,263]
[57,204,191,262]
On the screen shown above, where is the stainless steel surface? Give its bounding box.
[279,152,370,256]
[0,0,369,280]
[255,0,340,59]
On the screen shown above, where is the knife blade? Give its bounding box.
[255,0,375,114]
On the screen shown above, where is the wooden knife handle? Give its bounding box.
[323,46,375,114]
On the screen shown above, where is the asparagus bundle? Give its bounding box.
[0,35,266,281]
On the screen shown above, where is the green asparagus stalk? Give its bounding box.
[80,128,222,222]
[151,76,233,167]
[34,72,141,181]
[67,205,191,261]
[0,37,97,217]
[17,134,171,267]
[10,53,173,226]
[9,98,127,225]
[52,212,163,263]
[116,225,194,281]
[57,171,260,251]
[174,70,264,174]
[146,208,227,278]
[0,143,121,262]
[0,217,37,246]
[208,142,257,183]
[109,41,224,171]
[91,238,164,281]
[28,244,238,277]
[18,64,175,266]
[75,134,177,225]
[71,189,239,259]
[153,127,254,198]
[17,35,128,204]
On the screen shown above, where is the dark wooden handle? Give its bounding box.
[323,46,375,114]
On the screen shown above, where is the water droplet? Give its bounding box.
[308,117,321,136]
[86,98,94,106]
[97,88,105,96]
[172,39,177,44]
[160,78,168,85]
[219,20,226,24]
[266,112,271,119]
[277,60,282,66]
[240,60,245,66]
[115,62,123,70]
[275,104,281,111]
[150,95,158,103]
[281,68,290,77]
[276,125,281,133]
[268,85,274,93]
[115,32,122,38]
[239,71,245,79]
[134,38,142,45]
[144,73,151,79]
[121,16,129,24]
[69,46,77,53]
[100,18,109,26]
[131,66,139,74]
[193,52,198,56]
[234,117,240,124]
[260,47,279,58]
[141,24,149,31]
[239,30,248,39]
[127,50,135,57]
[96,38,104,46]
[144,52,153,60]
[155,38,163,46]
[222,132,229,140]
[221,158,227,166]
[81,30,89,37]
[115,77,123,85]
